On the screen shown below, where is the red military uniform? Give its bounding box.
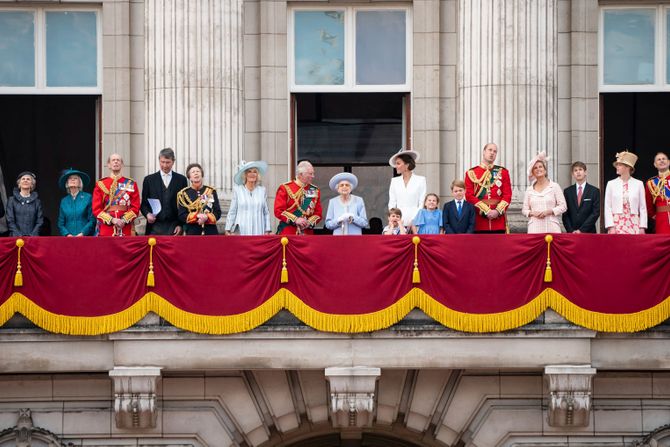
[465,163,512,232]
[645,172,670,234]
[92,176,140,236]
[274,179,322,235]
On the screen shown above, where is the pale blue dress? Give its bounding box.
[225,184,271,235]
[413,208,443,234]
[325,195,368,235]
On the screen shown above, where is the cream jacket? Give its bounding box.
[604,177,647,229]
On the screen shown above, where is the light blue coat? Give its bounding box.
[325,195,368,235]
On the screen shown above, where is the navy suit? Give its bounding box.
[443,199,475,234]
[562,182,600,233]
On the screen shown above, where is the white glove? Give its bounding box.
[339,213,355,223]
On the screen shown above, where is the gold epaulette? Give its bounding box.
[96,180,110,195]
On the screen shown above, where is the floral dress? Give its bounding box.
[612,182,640,234]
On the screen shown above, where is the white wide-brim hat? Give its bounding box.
[389,148,420,167]
[329,172,358,191]
[234,160,268,185]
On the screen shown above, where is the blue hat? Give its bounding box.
[234,160,268,185]
[329,172,358,191]
[58,168,90,191]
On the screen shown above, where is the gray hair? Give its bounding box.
[296,160,313,175]
[67,175,83,191]
[16,175,36,192]
[159,147,175,160]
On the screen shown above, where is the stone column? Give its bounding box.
[145,0,244,196]
[458,0,558,196]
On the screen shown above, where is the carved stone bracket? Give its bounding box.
[544,365,596,427]
[325,366,381,428]
[109,366,162,429]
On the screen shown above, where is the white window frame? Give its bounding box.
[288,5,412,93]
[0,6,102,95]
[599,5,670,92]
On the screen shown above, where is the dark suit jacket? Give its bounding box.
[141,171,188,235]
[443,199,475,234]
[562,182,600,233]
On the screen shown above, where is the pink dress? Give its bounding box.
[612,182,640,234]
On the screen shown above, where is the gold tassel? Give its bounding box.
[412,236,421,284]
[544,234,553,283]
[14,239,24,287]
[147,237,156,287]
[280,237,289,283]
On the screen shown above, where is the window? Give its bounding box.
[600,6,670,91]
[0,7,101,93]
[290,6,411,92]
[296,93,405,165]
[0,12,35,87]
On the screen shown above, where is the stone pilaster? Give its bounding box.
[458,0,558,197]
[144,0,244,195]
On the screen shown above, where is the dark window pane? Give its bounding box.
[296,93,404,165]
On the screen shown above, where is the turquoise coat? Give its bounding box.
[58,191,96,236]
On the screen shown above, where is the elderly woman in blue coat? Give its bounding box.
[57,168,96,236]
[325,172,368,235]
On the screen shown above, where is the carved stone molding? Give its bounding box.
[0,409,66,447]
[109,366,162,429]
[636,424,670,447]
[325,366,381,428]
[544,365,596,427]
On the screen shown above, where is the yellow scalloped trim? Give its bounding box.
[0,288,669,335]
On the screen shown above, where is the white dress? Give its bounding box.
[388,174,427,227]
[224,184,271,235]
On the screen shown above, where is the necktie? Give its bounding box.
[577,185,583,206]
[163,174,170,188]
[457,201,462,217]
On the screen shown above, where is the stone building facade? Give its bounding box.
[1,0,670,446]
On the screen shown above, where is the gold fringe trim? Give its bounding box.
[1,288,669,335]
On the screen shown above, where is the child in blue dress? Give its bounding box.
[411,193,443,234]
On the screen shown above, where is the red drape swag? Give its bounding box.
[1,234,670,334]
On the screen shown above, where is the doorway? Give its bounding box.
[293,92,409,232]
[0,95,98,235]
[601,93,670,185]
